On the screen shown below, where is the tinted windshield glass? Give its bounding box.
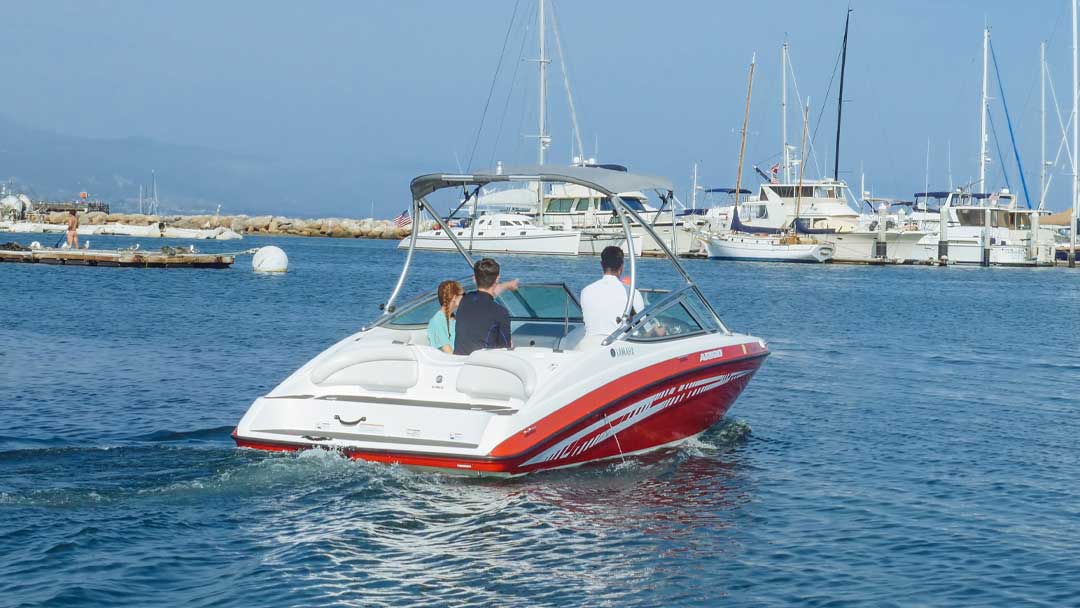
[497,285,583,320]
[683,291,721,332]
[388,296,439,327]
[629,301,702,340]
[386,284,582,328]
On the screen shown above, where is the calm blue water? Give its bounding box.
[1,233,1079,607]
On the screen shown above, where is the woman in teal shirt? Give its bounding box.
[428,280,464,353]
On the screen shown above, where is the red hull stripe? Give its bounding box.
[489,343,767,458]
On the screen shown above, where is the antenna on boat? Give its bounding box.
[833,8,851,182]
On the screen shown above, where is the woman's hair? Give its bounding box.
[437,280,464,324]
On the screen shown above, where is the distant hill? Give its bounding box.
[0,115,368,216]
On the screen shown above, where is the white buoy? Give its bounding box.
[29,241,42,250]
[252,246,288,273]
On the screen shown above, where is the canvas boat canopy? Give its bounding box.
[410,165,674,200]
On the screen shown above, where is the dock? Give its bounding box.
[0,247,234,268]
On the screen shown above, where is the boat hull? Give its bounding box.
[399,231,581,256]
[233,347,766,476]
[825,230,928,263]
[705,235,834,263]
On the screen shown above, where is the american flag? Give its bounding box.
[393,209,412,228]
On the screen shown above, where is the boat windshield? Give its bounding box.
[625,288,722,341]
[385,283,583,328]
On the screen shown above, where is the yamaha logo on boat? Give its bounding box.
[699,348,725,362]
[610,346,634,358]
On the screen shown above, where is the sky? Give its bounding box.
[2,0,1076,215]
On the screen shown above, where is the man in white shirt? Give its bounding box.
[580,246,645,337]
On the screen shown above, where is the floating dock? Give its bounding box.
[0,247,234,268]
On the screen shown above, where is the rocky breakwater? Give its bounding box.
[42,212,431,239]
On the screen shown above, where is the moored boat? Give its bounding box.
[704,231,834,263]
[398,213,581,256]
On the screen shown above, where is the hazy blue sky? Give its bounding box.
[2,1,1076,215]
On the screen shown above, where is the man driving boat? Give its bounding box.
[580,246,646,337]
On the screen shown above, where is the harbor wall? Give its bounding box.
[34,212,430,239]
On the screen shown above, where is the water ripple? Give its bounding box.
[2,237,1080,606]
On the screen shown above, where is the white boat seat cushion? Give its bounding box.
[311,346,418,391]
[456,350,537,401]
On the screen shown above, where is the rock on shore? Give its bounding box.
[39,212,430,239]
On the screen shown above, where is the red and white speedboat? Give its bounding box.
[233,166,769,476]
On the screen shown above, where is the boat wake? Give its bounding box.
[128,425,237,443]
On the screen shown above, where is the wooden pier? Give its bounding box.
[0,247,234,268]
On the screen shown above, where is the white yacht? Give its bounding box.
[538,181,705,256]
[712,179,860,235]
[911,190,1056,266]
[399,213,582,256]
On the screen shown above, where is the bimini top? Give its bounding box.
[410,165,674,200]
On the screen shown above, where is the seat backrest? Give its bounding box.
[456,350,537,402]
[311,346,419,392]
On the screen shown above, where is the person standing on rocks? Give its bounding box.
[66,210,80,249]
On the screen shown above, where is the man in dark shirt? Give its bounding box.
[454,258,516,355]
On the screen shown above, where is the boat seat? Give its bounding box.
[311,345,418,392]
[456,350,537,402]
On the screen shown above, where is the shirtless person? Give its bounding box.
[66,210,79,249]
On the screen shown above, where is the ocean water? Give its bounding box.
[1,233,1079,607]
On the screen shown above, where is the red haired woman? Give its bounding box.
[427,280,464,353]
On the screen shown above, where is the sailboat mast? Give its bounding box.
[833,10,851,182]
[733,55,756,211]
[1041,41,1047,210]
[782,41,790,183]
[1072,0,1078,266]
[796,98,810,223]
[538,0,548,165]
[979,26,990,193]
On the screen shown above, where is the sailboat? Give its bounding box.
[702,55,835,263]
[721,35,861,236]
